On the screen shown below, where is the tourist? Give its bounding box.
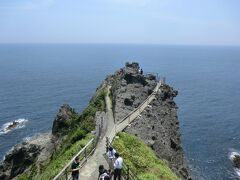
[107,147,116,169]
[114,153,123,180]
[140,68,143,75]
[98,165,111,180]
[71,157,80,180]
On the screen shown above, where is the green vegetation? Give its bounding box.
[113,132,180,180]
[18,87,107,180]
[18,134,93,180]
[56,87,107,155]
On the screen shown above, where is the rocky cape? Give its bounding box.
[105,62,191,179]
[0,62,191,180]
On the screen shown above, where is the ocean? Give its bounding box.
[0,44,240,179]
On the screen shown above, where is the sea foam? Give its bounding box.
[229,150,240,177]
[0,118,28,135]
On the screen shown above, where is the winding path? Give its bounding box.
[54,80,162,180]
[80,86,114,180]
[79,81,162,179]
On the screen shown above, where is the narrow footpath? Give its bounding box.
[79,81,161,179]
[80,86,114,180]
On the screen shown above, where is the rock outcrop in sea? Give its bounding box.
[0,105,74,179]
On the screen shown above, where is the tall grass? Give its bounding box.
[113,132,180,180]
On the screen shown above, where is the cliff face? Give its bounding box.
[106,62,157,121]
[109,62,191,180]
[0,105,73,180]
[52,104,77,137]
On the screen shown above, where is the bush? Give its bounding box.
[18,134,94,180]
[70,129,87,143]
[113,132,180,180]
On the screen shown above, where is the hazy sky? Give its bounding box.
[0,0,239,45]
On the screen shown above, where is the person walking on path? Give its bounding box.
[71,157,80,180]
[107,147,116,170]
[98,165,111,180]
[113,153,123,180]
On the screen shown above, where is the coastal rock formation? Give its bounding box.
[110,62,191,179]
[0,144,40,179]
[0,104,76,179]
[52,104,76,137]
[233,155,240,168]
[108,62,157,121]
[0,133,54,180]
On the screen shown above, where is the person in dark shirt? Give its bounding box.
[71,157,80,180]
[98,165,111,180]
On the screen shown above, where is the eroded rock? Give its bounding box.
[0,133,54,180]
[233,155,240,168]
[52,104,76,136]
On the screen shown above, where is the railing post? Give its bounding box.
[127,167,130,180]
[65,169,68,180]
[101,116,103,128]
[106,137,109,153]
[84,147,87,160]
[99,124,101,139]
[92,138,95,150]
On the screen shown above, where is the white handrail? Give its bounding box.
[109,80,162,143]
[117,81,161,125]
[53,138,94,180]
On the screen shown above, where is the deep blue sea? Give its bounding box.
[0,44,240,179]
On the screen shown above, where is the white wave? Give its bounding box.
[229,151,240,161]
[229,150,240,177]
[0,118,28,135]
[23,136,32,143]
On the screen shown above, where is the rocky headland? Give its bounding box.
[0,62,191,180]
[106,62,191,179]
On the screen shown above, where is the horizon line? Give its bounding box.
[0,42,240,47]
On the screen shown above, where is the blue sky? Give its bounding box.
[0,0,239,45]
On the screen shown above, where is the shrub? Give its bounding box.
[113,132,180,180]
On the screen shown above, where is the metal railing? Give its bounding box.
[116,80,162,130]
[53,138,96,180]
[53,120,104,180]
[104,80,163,180]
[121,162,140,180]
[54,77,164,180]
[144,72,160,81]
[106,79,162,145]
[105,140,140,180]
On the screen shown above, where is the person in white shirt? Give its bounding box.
[107,147,116,169]
[114,152,123,180]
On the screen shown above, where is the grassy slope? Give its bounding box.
[113,132,180,180]
[18,88,107,180]
[18,134,93,180]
